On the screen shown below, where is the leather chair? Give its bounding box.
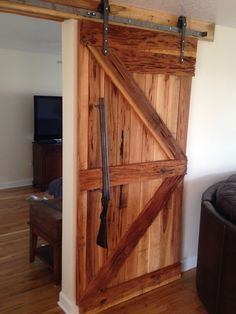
[196,175,236,314]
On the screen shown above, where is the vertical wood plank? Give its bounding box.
[166,76,181,137]
[86,54,108,285]
[172,76,193,264]
[157,75,181,268]
[176,77,193,151]
[86,52,100,286]
[111,91,131,286]
[136,73,151,277]
[144,73,165,273]
[88,53,101,170]
[123,72,144,281]
[77,41,89,299]
[96,68,109,276]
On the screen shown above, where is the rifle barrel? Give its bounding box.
[97,97,110,248]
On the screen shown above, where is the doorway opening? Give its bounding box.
[0,12,63,313]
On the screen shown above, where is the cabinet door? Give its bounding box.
[44,145,62,185]
[33,143,62,191]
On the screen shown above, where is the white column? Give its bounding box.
[58,19,79,314]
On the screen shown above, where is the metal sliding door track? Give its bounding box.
[7,0,207,38]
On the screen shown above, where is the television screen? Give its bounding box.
[34,96,62,142]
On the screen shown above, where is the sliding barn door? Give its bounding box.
[77,20,197,313]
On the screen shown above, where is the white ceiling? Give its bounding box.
[116,0,236,29]
[0,1,236,55]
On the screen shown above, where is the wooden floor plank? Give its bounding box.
[102,269,206,314]
[0,186,206,314]
[0,186,63,314]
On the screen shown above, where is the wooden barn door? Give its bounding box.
[77,20,197,313]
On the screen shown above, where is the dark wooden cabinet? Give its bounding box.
[33,142,62,191]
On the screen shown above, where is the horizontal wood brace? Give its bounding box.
[81,20,197,59]
[80,263,181,312]
[1,0,214,41]
[114,49,196,76]
[80,160,186,191]
[81,20,197,75]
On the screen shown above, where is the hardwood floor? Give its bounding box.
[0,186,63,314]
[102,269,207,314]
[0,186,206,314]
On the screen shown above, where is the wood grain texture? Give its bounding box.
[0,1,72,20]
[46,0,100,10]
[77,41,89,298]
[0,7,63,21]
[77,53,193,309]
[154,75,180,269]
[101,269,207,314]
[81,263,181,313]
[136,73,154,277]
[41,0,214,41]
[121,73,144,281]
[85,56,108,289]
[76,18,196,311]
[177,76,193,151]
[138,74,163,274]
[88,46,186,160]
[171,76,193,265]
[107,3,215,42]
[81,21,197,58]
[80,160,186,191]
[80,176,183,305]
[114,49,196,76]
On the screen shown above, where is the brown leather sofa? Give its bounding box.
[196,175,236,314]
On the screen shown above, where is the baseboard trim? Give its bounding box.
[181,256,197,272]
[0,178,32,190]
[58,292,79,314]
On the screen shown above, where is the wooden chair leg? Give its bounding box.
[30,228,38,263]
[53,244,61,285]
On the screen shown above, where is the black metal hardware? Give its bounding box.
[6,1,208,40]
[178,16,187,64]
[101,0,110,55]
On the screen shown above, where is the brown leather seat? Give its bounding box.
[196,177,236,314]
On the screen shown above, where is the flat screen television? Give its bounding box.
[34,95,62,142]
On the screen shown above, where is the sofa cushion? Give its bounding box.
[215,182,236,224]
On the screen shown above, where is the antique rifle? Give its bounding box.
[96,97,110,249]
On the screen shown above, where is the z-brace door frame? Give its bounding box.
[76,19,196,313]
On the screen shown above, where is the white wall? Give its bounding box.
[182,24,236,270]
[0,49,62,188]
